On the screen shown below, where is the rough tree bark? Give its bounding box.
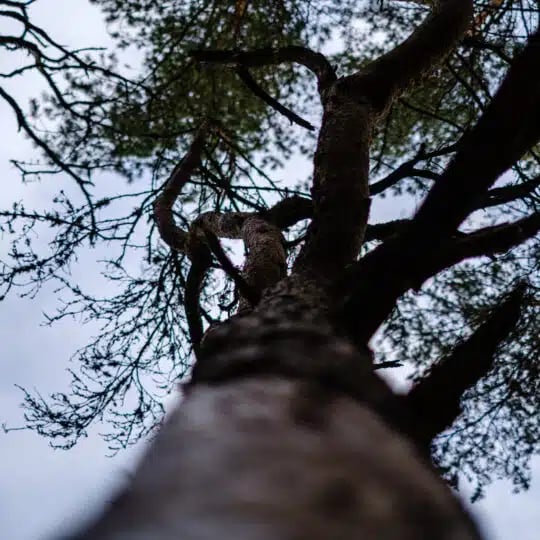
[67,2,540,539]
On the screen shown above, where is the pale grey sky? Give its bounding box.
[0,2,538,540]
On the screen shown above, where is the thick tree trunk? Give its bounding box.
[69,279,483,540]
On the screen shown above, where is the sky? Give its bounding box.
[0,2,538,540]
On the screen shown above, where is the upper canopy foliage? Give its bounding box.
[1,0,539,499]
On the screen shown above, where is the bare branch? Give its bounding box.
[0,1,34,8]
[240,217,287,310]
[191,46,337,94]
[0,85,97,236]
[235,67,314,131]
[405,284,525,448]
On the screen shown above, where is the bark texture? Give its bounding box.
[72,379,480,540]
[67,275,484,540]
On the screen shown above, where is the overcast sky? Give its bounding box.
[0,2,538,540]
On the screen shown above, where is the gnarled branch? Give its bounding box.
[239,217,287,311]
[153,124,209,251]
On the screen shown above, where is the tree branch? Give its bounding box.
[364,219,409,242]
[239,217,287,311]
[261,195,313,229]
[184,240,212,355]
[292,1,472,279]
[347,0,474,113]
[450,214,540,259]
[477,174,540,209]
[195,196,313,240]
[235,67,314,130]
[369,143,458,195]
[0,85,98,236]
[404,284,525,448]
[153,124,209,251]
[201,227,260,306]
[191,200,299,311]
[152,125,212,352]
[371,167,440,195]
[407,27,540,242]
[408,213,540,289]
[191,46,337,94]
[340,27,540,345]
[340,212,539,345]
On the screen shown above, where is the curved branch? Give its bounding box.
[195,195,314,240]
[153,124,209,251]
[348,0,474,112]
[152,125,211,352]
[239,217,287,310]
[261,195,313,228]
[191,46,337,94]
[184,242,212,355]
[194,213,288,311]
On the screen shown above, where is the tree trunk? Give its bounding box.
[70,278,483,540]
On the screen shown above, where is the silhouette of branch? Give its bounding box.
[235,67,314,130]
[405,284,525,448]
[191,45,337,93]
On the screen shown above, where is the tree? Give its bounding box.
[1,0,539,537]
